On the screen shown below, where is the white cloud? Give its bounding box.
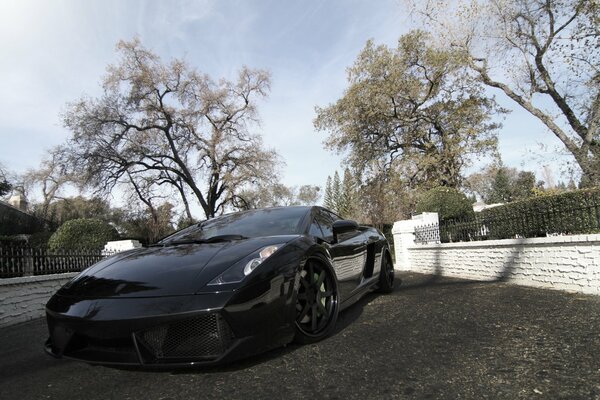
[0,0,571,204]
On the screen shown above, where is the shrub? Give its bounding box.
[0,232,53,247]
[481,187,600,239]
[28,231,54,247]
[416,187,475,221]
[48,218,119,250]
[0,235,27,244]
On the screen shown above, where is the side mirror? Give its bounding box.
[332,220,359,243]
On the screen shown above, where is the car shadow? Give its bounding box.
[398,273,498,291]
[54,272,501,375]
[121,284,392,375]
[97,271,497,375]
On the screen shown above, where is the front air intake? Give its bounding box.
[135,314,233,362]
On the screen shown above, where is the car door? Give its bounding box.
[310,209,367,301]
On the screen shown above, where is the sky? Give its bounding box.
[0,0,573,208]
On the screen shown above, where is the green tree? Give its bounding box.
[0,181,10,197]
[315,31,502,189]
[513,171,538,201]
[416,187,475,221]
[175,214,199,230]
[118,202,175,244]
[61,38,278,219]
[323,176,334,210]
[331,171,341,213]
[338,168,357,218]
[48,218,119,250]
[410,0,600,185]
[324,165,414,226]
[325,163,414,227]
[0,162,12,197]
[466,165,542,203]
[488,168,512,203]
[41,196,113,230]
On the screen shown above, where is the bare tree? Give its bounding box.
[21,147,76,219]
[123,171,175,243]
[234,183,321,210]
[62,38,280,219]
[410,0,600,185]
[296,185,321,206]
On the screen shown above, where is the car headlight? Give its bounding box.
[207,244,282,286]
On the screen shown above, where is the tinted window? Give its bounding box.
[161,207,310,243]
[324,210,342,222]
[309,220,324,238]
[314,209,338,242]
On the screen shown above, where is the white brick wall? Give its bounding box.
[404,234,600,295]
[2,233,598,327]
[0,273,76,327]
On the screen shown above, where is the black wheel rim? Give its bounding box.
[385,257,394,286]
[295,261,337,336]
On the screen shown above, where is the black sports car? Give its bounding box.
[45,206,396,366]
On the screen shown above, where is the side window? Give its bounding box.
[309,220,324,238]
[315,210,336,242]
[324,210,341,222]
[324,209,360,242]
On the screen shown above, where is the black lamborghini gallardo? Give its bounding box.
[45,206,396,366]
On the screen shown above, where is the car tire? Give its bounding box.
[376,253,395,293]
[293,259,339,344]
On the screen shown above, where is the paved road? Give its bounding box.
[1,273,600,400]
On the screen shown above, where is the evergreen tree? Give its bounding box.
[487,168,512,203]
[324,176,334,210]
[512,171,536,201]
[339,168,356,218]
[324,169,359,217]
[331,171,341,213]
[483,167,540,203]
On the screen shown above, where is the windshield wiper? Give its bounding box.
[150,234,247,247]
[204,234,247,242]
[150,239,208,247]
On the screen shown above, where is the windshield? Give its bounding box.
[160,207,310,244]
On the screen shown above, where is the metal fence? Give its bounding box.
[0,245,109,279]
[414,203,600,244]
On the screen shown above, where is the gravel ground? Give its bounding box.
[1,272,600,400]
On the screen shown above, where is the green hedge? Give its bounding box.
[480,187,600,239]
[48,218,119,250]
[416,187,475,221]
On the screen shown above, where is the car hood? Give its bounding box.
[57,235,299,298]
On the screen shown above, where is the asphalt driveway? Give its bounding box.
[1,272,599,400]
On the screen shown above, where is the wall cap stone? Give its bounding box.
[408,233,600,250]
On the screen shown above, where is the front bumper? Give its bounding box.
[45,278,297,367]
